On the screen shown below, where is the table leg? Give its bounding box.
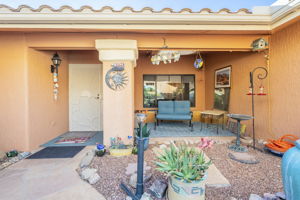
[222,114,225,130]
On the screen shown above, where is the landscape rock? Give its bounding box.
[18,152,31,159]
[140,192,153,200]
[159,144,167,149]
[0,162,11,170]
[129,173,152,188]
[125,162,151,175]
[230,197,237,200]
[80,151,94,168]
[249,194,263,200]
[229,152,259,164]
[263,193,277,200]
[9,157,19,163]
[275,192,286,200]
[80,168,97,180]
[148,179,167,198]
[0,151,7,161]
[88,173,100,184]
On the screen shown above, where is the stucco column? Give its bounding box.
[95,39,138,145]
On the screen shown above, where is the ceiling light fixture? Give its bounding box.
[150,38,181,65]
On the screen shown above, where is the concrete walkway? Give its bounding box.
[0,147,106,200]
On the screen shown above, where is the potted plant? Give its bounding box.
[135,123,151,151]
[156,144,211,200]
[95,144,106,157]
[109,137,133,157]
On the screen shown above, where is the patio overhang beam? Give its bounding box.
[138,48,256,52]
[24,32,269,51]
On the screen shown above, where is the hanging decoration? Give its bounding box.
[50,52,61,101]
[257,85,267,95]
[151,50,180,65]
[105,63,128,91]
[194,52,204,69]
[150,37,181,65]
[53,73,59,100]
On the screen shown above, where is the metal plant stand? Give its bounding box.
[249,67,268,150]
[120,113,146,200]
[228,114,253,152]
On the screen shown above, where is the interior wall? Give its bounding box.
[134,54,205,111]
[205,52,269,139]
[27,49,69,149]
[0,33,28,151]
[269,20,300,138]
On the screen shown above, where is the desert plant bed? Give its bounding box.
[90,143,283,200]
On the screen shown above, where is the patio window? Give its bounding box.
[143,75,195,108]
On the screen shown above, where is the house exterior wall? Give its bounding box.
[0,25,298,151]
[204,52,269,139]
[134,54,205,111]
[27,49,69,150]
[0,33,28,151]
[269,20,300,138]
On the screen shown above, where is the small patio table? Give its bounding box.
[200,110,226,134]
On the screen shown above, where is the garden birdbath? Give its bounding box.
[227,114,253,152]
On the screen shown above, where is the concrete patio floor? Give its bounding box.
[0,146,106,200]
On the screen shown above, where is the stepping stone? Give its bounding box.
[229,152,259,164]
[80,151,94,168]
[249,194,263,200]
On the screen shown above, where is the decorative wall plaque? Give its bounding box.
[105,63,128,91]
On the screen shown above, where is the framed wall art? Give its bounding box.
[215,66,231,88]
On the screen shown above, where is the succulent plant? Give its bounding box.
[135,123,151,138]
[156,144,211,183]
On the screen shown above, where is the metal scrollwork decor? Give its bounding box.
[105,63,128,91]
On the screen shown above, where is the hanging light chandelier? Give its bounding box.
[151,50,181,65]
[150,37,181,65]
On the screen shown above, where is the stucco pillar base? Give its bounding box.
[96,40,138,146]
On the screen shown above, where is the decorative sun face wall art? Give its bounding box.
[105,63,128,91]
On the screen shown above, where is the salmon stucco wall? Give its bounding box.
[134,54,205,111]
[27,49,69,150]
[68,50,100,64]
[269,20,300,138]
[0,33,28,151]
[205,52,269,139]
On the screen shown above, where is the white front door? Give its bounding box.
[69,64,103,131]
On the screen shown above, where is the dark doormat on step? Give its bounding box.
[27,146,85,159]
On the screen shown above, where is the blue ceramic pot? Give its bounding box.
[136,137,149,150]
[282,139,300,200]
[143,137,149,150]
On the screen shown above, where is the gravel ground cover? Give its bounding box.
[204,144,283,200]
[91,143,283,200]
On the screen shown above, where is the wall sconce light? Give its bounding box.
[51,52,61,73]
[51,52,61,100]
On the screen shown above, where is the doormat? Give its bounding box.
[27,146,85,159]
[55,136,91,144]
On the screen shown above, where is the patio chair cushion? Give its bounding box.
[156,113,192,121]
[174,101,191,114]
[158,101,174,114]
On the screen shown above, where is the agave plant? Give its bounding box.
[156,144,211,183]
[135,123,151,138]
